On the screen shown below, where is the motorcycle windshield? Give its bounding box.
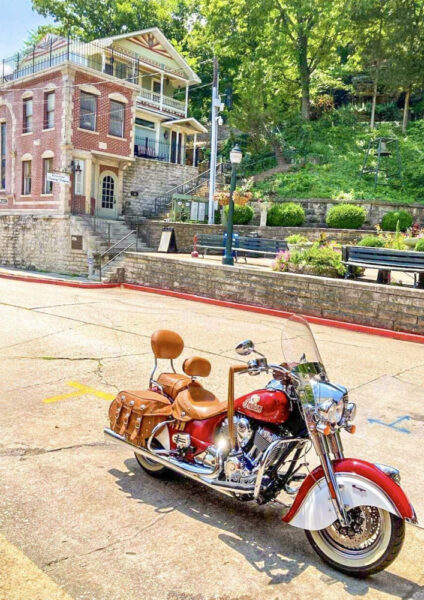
[281,314,327,407]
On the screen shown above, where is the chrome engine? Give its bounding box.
[203,416,286,484]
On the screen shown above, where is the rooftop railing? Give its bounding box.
[0,36,189,109]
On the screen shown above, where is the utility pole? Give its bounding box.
[208,55,220,224]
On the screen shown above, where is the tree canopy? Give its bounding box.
[29,0,424,137]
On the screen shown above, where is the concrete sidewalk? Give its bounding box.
[0,278,423,600]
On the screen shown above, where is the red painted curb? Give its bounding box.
[122,282,424,345]
[0,272,120,289]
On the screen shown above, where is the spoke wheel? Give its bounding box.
[306,506,405,577]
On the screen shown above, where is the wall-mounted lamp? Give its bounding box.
[69,160,82,174]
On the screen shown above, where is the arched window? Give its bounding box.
[101,174,115,210]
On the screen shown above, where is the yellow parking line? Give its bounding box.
[43,381,115,404]
[0,532,74,600]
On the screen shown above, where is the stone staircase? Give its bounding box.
[74,216,152,281]
[253,148,293,182]
[145,162,229,220]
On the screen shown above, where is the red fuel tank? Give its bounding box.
[235,389,291,424]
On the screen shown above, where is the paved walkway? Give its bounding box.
[0,278,423,600]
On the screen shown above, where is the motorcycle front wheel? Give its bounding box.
[305,506,405,577]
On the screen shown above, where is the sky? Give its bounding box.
[0,0,54,59]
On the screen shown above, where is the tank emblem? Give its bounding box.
[243,394,263,414]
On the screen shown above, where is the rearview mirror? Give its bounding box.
[235,339,254,356]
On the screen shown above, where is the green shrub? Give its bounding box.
[326,204,366,229]
[381,210,413,232]
[357,235,385,248]
[415,238,424,252]
[266,202,305,227]
[286,233,309,244]
[290,243,346,277]
[224,203,254,225]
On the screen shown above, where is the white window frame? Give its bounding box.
[44,91,55,130]
[22,160,32,195]
[79,92,97,132]
[42,157,53,194]
[23,98,33,134]
[109,100,125,138]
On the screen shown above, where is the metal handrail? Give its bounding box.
[147,160,228,218]
[99,239,137,281]
[99,229,136,259]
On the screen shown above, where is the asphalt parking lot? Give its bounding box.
[0,277,423,600]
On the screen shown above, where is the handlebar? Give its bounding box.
[237,360,292,377]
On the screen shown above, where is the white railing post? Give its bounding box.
[160,73,164,111]
[185,83,189,117]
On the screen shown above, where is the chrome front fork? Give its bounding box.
[311,427,350,526]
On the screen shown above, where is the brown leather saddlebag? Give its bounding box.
[109,390,172,447]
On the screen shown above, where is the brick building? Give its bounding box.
[0,28,207,219]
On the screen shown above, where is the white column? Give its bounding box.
[85,158,92,214]
[160,73,164,111]
[185,83,189,117]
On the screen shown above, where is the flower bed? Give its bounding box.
[272,241,346,278]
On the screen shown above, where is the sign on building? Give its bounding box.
[47,172,71,185]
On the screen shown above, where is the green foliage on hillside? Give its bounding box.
[255,118,424,204]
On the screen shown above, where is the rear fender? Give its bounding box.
[282,458,415,531]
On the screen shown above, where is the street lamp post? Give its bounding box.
[222,144,242,266]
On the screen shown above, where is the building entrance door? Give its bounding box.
[98,173,117,218]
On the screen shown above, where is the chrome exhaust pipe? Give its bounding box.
[104,428,253,496]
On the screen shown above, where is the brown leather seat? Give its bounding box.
[171,384,227,422]
[183,356,211,377]
[157,373,193,399]
[151,330,184,359]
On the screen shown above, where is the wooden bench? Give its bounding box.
[237,236,288,262]
[194,233,287,262]
[342,245,424,288]
[195,234,231,258]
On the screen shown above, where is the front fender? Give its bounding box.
[282,458,415,531]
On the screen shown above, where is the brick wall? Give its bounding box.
[139,221,365,252]
[72,71,135,158]
[0,70,64,211]
[0,214,93,274]
[123,252,424,334]
[123,158,197,216]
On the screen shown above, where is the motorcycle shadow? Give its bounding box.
[110,458,420,597]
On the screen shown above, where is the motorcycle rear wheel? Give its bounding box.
[305,506,405,577]
[134,442,171,479]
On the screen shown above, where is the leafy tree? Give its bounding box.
[31,0,190,42]
[200,0,351,121]
[349,0,395,129]
[389,0,424,132]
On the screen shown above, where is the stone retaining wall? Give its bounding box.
[0,215,90,275]
[140,221,366,253]
[123,252,424,334]
[123,158,198,216]
[273,198,424,227]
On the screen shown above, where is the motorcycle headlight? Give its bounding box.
[344,402,356,422]
[317,398,344,425]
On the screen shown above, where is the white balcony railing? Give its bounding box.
[137,87,186,117]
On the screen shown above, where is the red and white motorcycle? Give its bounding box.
[105,314,418,576]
